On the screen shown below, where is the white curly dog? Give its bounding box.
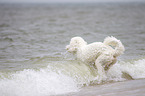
[66,36,125,80]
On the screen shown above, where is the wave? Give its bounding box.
[109,58,145,80]
[0,67,79,96]
[0,57,145,96]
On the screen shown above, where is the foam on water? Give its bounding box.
[0,58,145,96]
[107,58,145,80]
[0,68,79,96]
[120,59,145,79]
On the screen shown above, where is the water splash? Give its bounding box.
[0,58,145,96]
[107,58,145,81]
[0,68,79,96]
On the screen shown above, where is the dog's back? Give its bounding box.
[77,42,113,64]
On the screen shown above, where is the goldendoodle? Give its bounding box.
[66,36,125,80]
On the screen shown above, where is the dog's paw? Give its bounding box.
[96,74,107,83]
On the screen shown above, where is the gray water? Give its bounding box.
[0,2,145,96]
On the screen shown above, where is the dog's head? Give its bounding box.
[66,37,87,53]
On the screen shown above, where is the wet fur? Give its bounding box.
[66,36,125,80]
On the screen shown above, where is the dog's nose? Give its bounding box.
[65,45,70,50]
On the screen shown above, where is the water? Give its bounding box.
[0,2,145,96]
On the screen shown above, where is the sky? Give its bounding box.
[0,0,145,3]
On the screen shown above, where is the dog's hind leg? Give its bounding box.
[104,57,117,71]
[95,54,114,81]
[95,55,109,81]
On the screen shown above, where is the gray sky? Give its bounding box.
[0,0,145,3]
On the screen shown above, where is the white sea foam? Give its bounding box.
[120,59,145,79]
[0,68,79,96]
[107,59,145,80]
[0,59,145,96]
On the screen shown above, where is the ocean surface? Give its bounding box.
[0,2,145,96]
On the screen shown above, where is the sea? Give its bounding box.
[0,2,145,96]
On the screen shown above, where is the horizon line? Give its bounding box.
[0,0,145,4]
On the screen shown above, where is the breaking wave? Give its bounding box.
[0,56,145,96]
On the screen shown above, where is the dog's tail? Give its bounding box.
[103,36,125,57]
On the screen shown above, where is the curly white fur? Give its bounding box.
[66,36,125,80]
